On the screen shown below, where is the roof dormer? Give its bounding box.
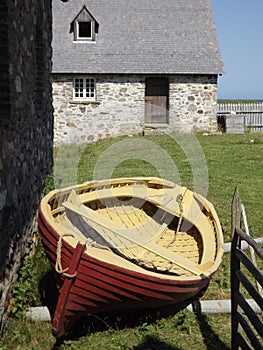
[71,6,98,42]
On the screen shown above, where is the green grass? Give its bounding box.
[1,132,263,349]
[0,311,231,350]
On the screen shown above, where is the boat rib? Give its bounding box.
[63,190,207,277]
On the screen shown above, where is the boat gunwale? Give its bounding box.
[38,177,224,281]
[38,209,210,293]
[38,209,221,284]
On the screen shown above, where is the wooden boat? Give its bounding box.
[38,177,224,339]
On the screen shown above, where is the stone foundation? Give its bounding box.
[53,74,218,146]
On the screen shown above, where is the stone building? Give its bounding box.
[0,0,53,333]
[52,0,224,145]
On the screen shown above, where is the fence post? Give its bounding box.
[231,187,242,237]
[231,187,242,350]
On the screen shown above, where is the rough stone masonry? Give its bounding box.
[52,74,218,146]
[0,0,53,333]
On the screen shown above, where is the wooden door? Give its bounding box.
[145,77,169,124]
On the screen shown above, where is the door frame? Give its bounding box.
[144,77,169,124]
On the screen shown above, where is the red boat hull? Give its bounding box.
[38,206,210,339]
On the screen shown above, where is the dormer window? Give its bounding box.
[71,6,98,42]
[78,22,92,39]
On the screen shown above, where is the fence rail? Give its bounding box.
[217,102,263,113]
[231,229,263,349]
[231,188,263,350]
[217,102,263,131]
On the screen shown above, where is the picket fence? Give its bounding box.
[217,102,263,131]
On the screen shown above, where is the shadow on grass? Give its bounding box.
[39,271,229,350]
[39,269,58,319]
[51,299,193,348]
[132,334,181,350]
[192,301,230,350]
[61,301,191,339]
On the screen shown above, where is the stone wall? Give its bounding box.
[0,0,53,333]
[169,75,218,132]
[53,74,218,146]
[53,75,145,145]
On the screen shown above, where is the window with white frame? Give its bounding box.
[71,6,98,42]
[73,77,96,101]
[77,21,93,40]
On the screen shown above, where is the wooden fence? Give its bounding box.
[231,188,263,349]
[217,102,263,131]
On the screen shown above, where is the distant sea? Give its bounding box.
[218,99,263,102]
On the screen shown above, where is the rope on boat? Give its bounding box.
[137,258,174,273]
[55,234,77,278]
[85,238,111,250]
[64,195,206,277]
[166,194,183,248]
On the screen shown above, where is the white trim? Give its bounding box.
[73,77,96,102]
[77,21,94,40]
[73,41,96,44]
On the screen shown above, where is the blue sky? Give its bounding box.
[211,0,263,100]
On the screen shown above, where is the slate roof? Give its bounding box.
[52,0,225,75]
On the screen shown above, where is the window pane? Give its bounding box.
[74,78,84,98]
[78,22,92,38]
[85,78,95,98]
[74,78,95,100]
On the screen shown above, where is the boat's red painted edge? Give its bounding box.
[38,206,210,338]
[38,205,208,288]
[52,242,86,338]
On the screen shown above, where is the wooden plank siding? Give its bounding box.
[217,102,263,131]
[145,77,169,124]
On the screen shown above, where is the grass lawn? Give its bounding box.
[1,132,262,350]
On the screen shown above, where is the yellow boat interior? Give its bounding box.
[42,177,224,280]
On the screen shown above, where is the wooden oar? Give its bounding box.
[63,198,207,278]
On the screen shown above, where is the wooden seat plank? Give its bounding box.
[80,186,216,264]
[63,192,207,277]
